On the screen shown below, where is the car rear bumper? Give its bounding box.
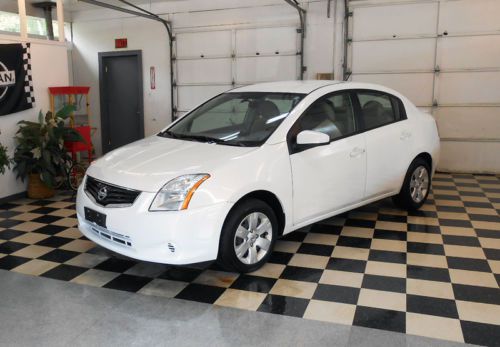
[76,183,232,264]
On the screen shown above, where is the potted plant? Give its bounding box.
[13,105,84,199]
[0,138,13,175]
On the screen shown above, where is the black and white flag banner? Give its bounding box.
[0,43,35,116]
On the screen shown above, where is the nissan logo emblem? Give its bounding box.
[97,186,108,201]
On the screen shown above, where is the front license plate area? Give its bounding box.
[85,207,107,228]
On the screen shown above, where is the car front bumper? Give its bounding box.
[76,184,232,264]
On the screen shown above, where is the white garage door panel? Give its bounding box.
[236,56,297,84]
[351,73,434,107]
[438,72,500,105]
[236,27,297,55]
[177,85,231,111]
[176,59,232,84]
[352,3,438,40]
[352,39,435,72]
[439,0,500,34]
[440,141,500,173]
[176,31,232,57]
[439,36,500,70]
[434,107,500,139]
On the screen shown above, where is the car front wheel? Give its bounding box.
[393,158,431,210]
[218,199,277,273]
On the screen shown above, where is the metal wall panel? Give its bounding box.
[177,85,231,112]
[235,27,297,55]
[236,56,298,84]
[434,107,500,140]
[438,72,500,105]
[352,2,438,40]
[351,73,434,107]
[176,58,232,85]
[176,30,232,58]
[438,36,500,70]
[352,39,435,72]
[439,0,500,34]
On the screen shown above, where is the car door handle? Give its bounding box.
[350,147,365,158]
[400,131,412,140]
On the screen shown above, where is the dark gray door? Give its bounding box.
[99,51,144,153]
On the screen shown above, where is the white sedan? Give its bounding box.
[76,81,440,272]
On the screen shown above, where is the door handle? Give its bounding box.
[400,131,412,140]
[350,147,365,158]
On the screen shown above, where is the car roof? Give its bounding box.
[229,80,344,94]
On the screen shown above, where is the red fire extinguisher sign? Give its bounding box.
[150,66,156,90]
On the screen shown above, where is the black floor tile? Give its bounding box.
[0,203,18,210]
[103,274,152,292]
[468,214,500,223]
[436,205,466,213]
[0,229,25,241]
[361,274,405,293]
[353,306,405,333]
[0,241,29,254]
[446,256,492,272]
[175,283,225,304]
[0,211,21,218]
[407,210,438,218]
[336,236,372,249]
[280,266,323,283]
[35,225,68,236]
[442,235,481,247]
[281,231,307,242]
[41,264,87,281]
[312,284,359,304]
[377,214,407,223]
[94,257,137,273]
[476,229,500,239]
[368,250,406,264]
[35,236,72,248]
[452,284,500,305]
[406,224,440,233]
[0,255,31,270]
[433,194,461,201]
[484,248,500,261]
[296,243,334,257]
[0,219,23,228]
[30,207,58,214]
[438,219,473,228]
[39,249,80,263]
[230,275,276,293]
[407,265,451,282]
[309,224,343,235]
[327,258,366,273]
[268,251,293,265]
[158,266,203,282]
[462,201,493,208]
[31,199,56,206]
[461,320,500,347]
[373,229,406,241]
[31,215,63,224]
[257,294,309,318]
[407,242,445,255]
[407,294,459,319]
[344,219,376,229]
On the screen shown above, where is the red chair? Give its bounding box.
[65,126,93,164]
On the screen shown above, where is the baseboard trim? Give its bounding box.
[0,191,26,205]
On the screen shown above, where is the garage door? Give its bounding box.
[173,26,300,119]
[348,0,500,173]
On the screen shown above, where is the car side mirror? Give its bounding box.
[296,130,330,146]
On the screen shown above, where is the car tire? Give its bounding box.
[393,157,432,211]
[217,198,278,273]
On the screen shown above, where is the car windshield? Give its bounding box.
[159,92,305,147]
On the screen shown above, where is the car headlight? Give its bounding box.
[149,174,210,211]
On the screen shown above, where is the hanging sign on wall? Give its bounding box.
[0,43,35,116]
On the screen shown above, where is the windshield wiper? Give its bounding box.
[160,131,251,147]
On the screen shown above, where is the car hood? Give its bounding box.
[86,135,258,192]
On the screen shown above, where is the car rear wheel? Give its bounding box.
[217,198,277,273]
[393,158,431,210]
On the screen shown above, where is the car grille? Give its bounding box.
[85,176,141,207]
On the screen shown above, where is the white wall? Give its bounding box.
[0,38,70,199]
[70,0,336,156]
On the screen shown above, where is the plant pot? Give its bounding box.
[27,173,55,199]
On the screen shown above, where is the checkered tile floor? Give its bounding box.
[0,173,499,346]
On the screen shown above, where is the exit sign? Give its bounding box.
[115,38,128,48]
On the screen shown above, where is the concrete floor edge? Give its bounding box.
[0,269,476,347]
